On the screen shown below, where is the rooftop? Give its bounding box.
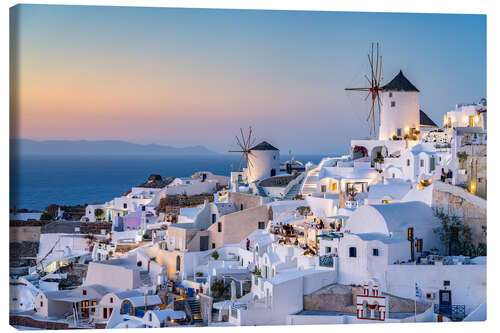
[250,141,279,151]
[381,70,419,92]
[420,110,438,127]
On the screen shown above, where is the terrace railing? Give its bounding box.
[433,304,466,321]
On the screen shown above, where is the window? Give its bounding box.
[110,297,113,303]
[443,280,450,287]
[212,243,215,249]
[392,173,395,178]
[420,159,424,167]
[389,92,393,98]
[326,246,331,253]
[407,159,410,166]
[83,289,87,296]
[430,157,435,172]
[331,183,337,191]
[349,247,357,258]
[321,185,327,192]
[91,300,97,312]
[407,227,414,241]
[417,239,423,252]
[391,101,396,107]
[258,221,265,229]
[149,313,152,321]
[218,222,222,232]
[123,203,127,209]
[240,204,244,211]
[40,301,43,307]
[381,200,392,204]
[211,214,217,224]
[397,128,402,137]
[372,248,379,256]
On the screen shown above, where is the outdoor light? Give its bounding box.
[470,182,477,194]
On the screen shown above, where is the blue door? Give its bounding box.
[124,303,130,314]
[188,288,194,297]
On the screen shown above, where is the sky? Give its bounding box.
[10,5,486,155]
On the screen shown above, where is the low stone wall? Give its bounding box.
[10,315,71,330]
[303,284,430,314]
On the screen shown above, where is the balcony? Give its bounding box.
[433,304,466,321]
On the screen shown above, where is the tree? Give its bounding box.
[346,187,358,201]
[433,208,473,256]
[94,208,105,221]
[211,279,228,299]
[40,212,53,220]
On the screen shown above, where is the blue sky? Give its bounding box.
[12,5,486,154]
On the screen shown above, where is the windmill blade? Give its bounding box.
[240,128,247,147]
[368,53,375,83]
[378,56,382,86]
[375,43,379,83]
[245,154,252,175]
[238,154,244,172]
[247,153,254,168]
[249,137,257,148]
[345,87,371,91]
[364,91,371,101]
[235,135,244,150]
[246,127,253,150]
[364,75,372,86]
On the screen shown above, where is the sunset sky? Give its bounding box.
[10,5,486,154]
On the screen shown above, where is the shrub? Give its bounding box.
[40,212,52,220]
[211,279,228,299]
[296,206,312,216]
[211,251,219,260]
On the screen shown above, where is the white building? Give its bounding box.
[379,70,420,140]
[247,141,280,183]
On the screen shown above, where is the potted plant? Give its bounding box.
[195,272,204,277]
[430,248,439,255]
[211,251,219,260]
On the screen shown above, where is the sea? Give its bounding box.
[10,154,326,211]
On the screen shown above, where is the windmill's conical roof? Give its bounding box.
[250,141,279,151]
[381,70,419,92]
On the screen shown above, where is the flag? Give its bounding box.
[415,282,422,299]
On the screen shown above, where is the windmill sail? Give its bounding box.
[345,42,383,138]
[228,127,256,175]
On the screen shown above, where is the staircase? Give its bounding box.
[255,185,267,198]
[185,298,203,325]
[140,271,152,287]
[283,177,305,200]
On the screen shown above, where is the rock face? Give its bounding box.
[432,182,487,249]
[303,284,430,314]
